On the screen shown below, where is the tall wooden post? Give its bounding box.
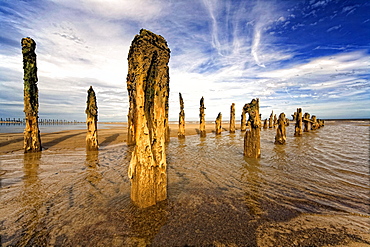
[199,97,206,137]
[126,29,170,208]
[294,108,303,136]
[243,99,261,158]
[22,37,41,153]
[178,93,185,138]
[215,112,222,135]
[229,103,235,133]
[86,86,98,151]
[275,113,286,144]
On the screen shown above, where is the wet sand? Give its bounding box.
[1,121,369,246]
[0,122,216,155]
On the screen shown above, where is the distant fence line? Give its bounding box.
[0,118,84,125]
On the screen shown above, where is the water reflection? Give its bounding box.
[242,157,264,218]
[17,152,48,246]
[85,150,102,186]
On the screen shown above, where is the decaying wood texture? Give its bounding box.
[199,97,206,137]
[229,103,235,133]
[269,111,274,128]
[22,37,41,153]
[126,29,170,208]
[215,112,222,135]
[241,108,247,131]
[178,92,185,138]
[275,113,287,145]
[85,86,98,151]
[294,108,303,137]
[243,99,261,158]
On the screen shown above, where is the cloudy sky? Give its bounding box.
[0,0,369,121]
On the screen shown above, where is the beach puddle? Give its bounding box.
[1,122,369,246]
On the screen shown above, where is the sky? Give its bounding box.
[0,0,369,122]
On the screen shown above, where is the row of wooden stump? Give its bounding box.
[20,30,323,208]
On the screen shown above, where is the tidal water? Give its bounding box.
[0,121,369,246]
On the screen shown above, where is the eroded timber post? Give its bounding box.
[178,92,185,138]
[241,108,247,131]
[294,108,303,136]
[243,99,261,158]
[22,37,41,153]
[275,113,286,144]
[199,96,206,137]
[126,29,170,208]
[269,111,273,128]
[229,103,235,133]
[86,86,98,151]
[215,112,222,135]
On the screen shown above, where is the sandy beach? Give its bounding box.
[0,122,220,155]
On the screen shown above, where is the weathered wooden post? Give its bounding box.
[199,96,206,137]
[126,29,170,208]
[273,114,277,128]
[263,119,268,129]
[85,86,98,151]
[311,115,319,130]
[303,112,311,132]
[269,111,273,128]
[241,108,247,131]
[243,99,261,158]
[292,112,297,121]
[215,112,222,135]
[178,93,185,138]
[294,108,303,136]
[229,103,235,133]
[275,113,286,144]
[22,37,41,152]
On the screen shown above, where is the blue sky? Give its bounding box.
[0,0,369,121]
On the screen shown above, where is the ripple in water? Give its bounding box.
[0,121,369,246]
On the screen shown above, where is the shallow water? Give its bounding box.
[0,121,369,246]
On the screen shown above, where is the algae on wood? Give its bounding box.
[85,86,98,151]
[199,97,206,137]
[126,29,170,208]
[243,99,261,158]
[229,103,236,133]
[178,92,185,138]
[215,112,222,135]
[275,113,287,145]
[22,37,41,153]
